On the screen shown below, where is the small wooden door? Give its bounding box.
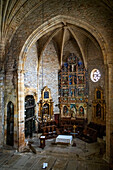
[54,114,59,126]
[25,95,35,138]
[7,102,14,146]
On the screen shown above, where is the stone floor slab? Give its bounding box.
[0,137,109,170]
[12,155,30,169]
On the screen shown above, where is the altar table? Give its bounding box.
[56,135,73,144]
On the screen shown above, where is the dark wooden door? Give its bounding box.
[7,102,14,146]
[54,114,60,126]
[25,95,35,138]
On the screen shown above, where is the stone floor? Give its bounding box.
[0,135,110,170]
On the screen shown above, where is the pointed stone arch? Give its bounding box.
[18,15,107,71]
[17,15,108,152]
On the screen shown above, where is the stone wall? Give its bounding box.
[24,42,38,90]
[87,40,105,122]
[24,41,60,113]
[38,41,60,113]
[3,54,18,147]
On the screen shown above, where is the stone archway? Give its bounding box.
[17,15,109,158]
[19,15,107,67]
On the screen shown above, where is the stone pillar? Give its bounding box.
[0,71,4,146]
[17,69,25,151]
[106,64,113,163]
[0,40,5,147]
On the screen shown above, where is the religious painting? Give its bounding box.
[61,89,65,97]
[79,106,84,115]
[62,76,68,85]
[96,90,101,99]
[70,88,75,97]
[43,103,49,115]
[70,104,77,118]
[74,75,77,84]
[78,88,84,96]
[63,89,68,97]
[69,88,71,96]
[44,91,49,99]
[74,87,77,96]
[63,106,68,116]
[78,76,84,84]
[96,104,101,118]
[69,75,72,85]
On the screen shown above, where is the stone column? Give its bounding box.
[17,69,25,151]
[0,40,5,147]
[106,64,113,163]
[0,71,4,146]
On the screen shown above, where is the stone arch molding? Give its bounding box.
[18,15,107,71]
[17,15,108,151]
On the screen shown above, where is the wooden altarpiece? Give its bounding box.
[92,87,106,125]
[38,86,54,122]
[58,53,88,119]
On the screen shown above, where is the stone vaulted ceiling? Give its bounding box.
[1,0,113,42]
[37,23,101,68]
[0,0,113,66]
[0,0,48,41]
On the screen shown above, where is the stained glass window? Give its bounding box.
[90,69,101,82]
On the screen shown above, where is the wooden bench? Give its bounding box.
[81,127,97,143]
[42,125,57,139]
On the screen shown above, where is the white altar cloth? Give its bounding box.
[56,135,73,144]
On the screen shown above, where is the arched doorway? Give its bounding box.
[7,101,14,146]
[25,95,35,138]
